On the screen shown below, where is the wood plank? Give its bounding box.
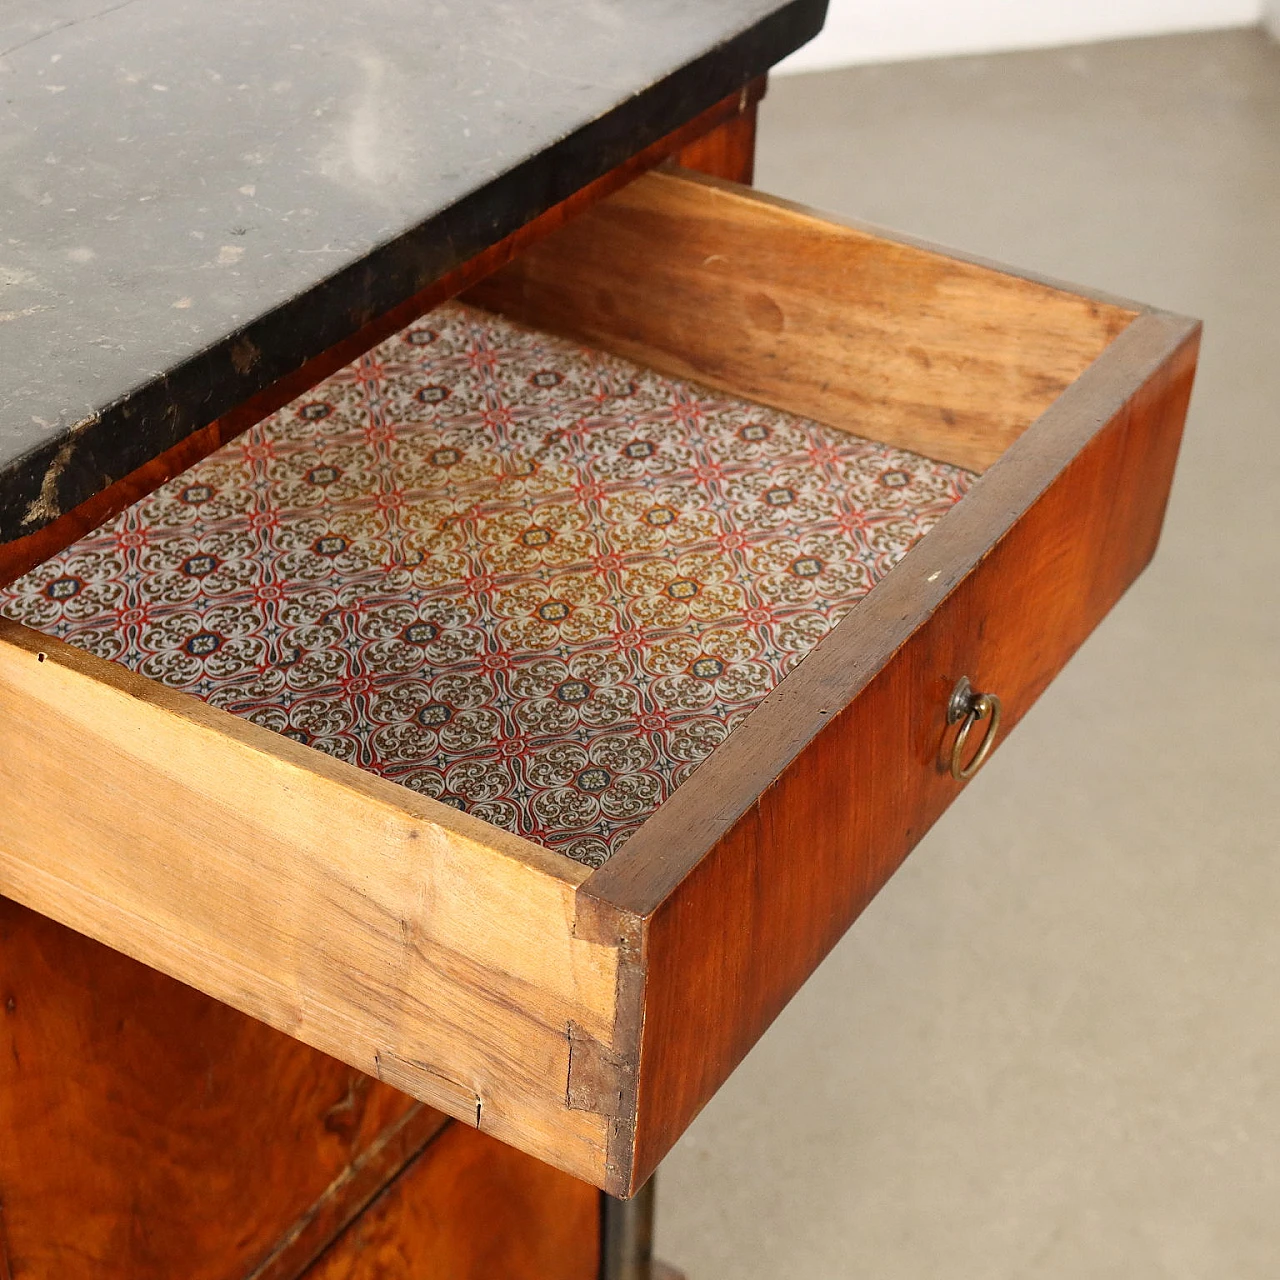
[301,1122,600,1280]
[0,622,622,1186]
[466,170,1138,473]
[0,88,768,591]
[0,896,440,1280]
[583,310,1200,1193]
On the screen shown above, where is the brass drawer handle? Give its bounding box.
[947,676,1002,780]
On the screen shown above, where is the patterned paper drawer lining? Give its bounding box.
[1,303,975,867]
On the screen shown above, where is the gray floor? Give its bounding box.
[657,28,1280,1279]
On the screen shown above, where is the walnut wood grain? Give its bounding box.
[301,1123,599,1280]
[0,896,440,1280]
[584,310,1200,1193]
[466,170,1137,473]
[0,89,764,592]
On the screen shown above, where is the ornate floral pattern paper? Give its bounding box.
[1,303,974,866]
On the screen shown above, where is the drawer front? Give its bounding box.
[607,313,1199,1190]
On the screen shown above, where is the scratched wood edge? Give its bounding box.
[0,87,764,591]
[464,168,1138,474]
[566,899,647,1198]
[584,311,1201,1194]
[0,618,627,1187]
[244,1105,452,1280]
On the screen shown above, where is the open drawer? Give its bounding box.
[0,170,1198,1197]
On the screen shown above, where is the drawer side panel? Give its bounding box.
[467,169,1138,473]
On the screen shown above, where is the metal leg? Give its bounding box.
[599,1175,685,1280]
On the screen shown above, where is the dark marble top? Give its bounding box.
[0,0,825,545]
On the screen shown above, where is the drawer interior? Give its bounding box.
[1,299,973,868]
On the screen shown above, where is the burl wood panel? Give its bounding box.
[302,1123,599,1280]
[245,1107,450,1280]
[593,312,1199,1192]
[0,89,766,591]
[0,897,443,1280]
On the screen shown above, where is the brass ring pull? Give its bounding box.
[947,676,1002,781]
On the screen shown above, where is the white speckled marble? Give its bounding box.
[0,0,823,538]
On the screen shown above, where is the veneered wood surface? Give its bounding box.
[246,1105,450,1280]
[0,896,440,1280]
[302,1123,599,1280]
[671,78,763,183]
[0,621,621,1184]
[0,88,763,591]
[467,170,1137,473]
[587,312,1200,1192]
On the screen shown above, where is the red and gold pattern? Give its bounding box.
[0,304,974,866]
